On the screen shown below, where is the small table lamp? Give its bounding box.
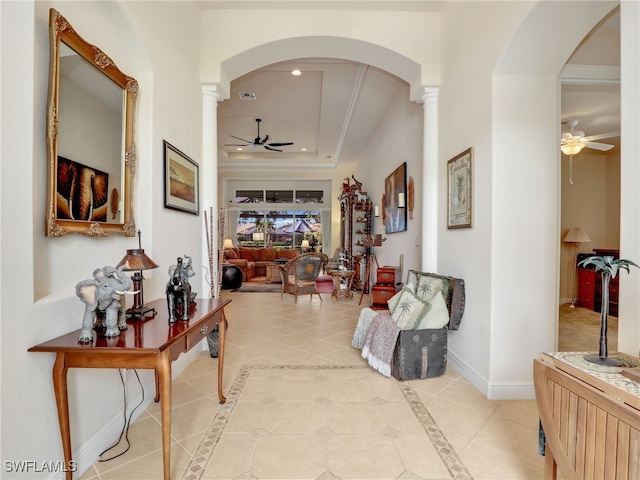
[563,226,591,308]
[117,230,159,318]
[301,239,310,253]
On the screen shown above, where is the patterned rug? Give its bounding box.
[233,276,334,293]
[181,365,472,480]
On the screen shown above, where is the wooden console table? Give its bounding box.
[533,352,640,480]
[29,297,230,480]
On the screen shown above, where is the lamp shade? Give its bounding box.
[223,238,234,249]
[301,240,310,249]
[563,227,591,243]
[116,249,159,271]
[561,142,585,156]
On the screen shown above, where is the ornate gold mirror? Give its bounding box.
[46,9,137,237]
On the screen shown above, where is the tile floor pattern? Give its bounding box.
[78,292,598,480]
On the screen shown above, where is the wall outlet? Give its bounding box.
[415,238,420,247]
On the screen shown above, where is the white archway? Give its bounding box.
[488,1,620,394]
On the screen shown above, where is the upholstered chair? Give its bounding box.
[279,252,329,302]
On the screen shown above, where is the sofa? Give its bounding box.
[223,247,300,281]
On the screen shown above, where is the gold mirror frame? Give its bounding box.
[46,9,137,237]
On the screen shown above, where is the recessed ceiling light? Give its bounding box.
[301,148,307,151]
[236,147,243,151]
[291,69,302,76]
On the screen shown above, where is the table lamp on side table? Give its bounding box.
[117,230,159,318]
[563,226,591,308]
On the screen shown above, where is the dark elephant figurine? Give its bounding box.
[166,256,196,323]
[76,265,132,342]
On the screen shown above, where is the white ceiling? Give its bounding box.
[217,11,620,168]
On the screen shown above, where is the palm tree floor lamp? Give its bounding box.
[563,227,591,308]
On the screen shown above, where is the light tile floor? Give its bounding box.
[78,292,597,480]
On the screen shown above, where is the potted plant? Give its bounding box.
[578,255,638,366]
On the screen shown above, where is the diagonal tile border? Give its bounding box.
[181,365,473,480]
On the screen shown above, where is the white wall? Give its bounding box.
[618,0,640,356]
[559,150,621,302]
[356,84,424,275]
[2,1,205,476]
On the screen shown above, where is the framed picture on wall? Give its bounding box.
[163,140,199,215]
[447,147,473,229]
[384,162,407,233]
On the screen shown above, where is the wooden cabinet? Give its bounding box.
[371,283,401,307]
[377,266,401,285]
[595,271,619,317]
[578,248,620,317]
[576,268,595,309]
[534,352,640,480]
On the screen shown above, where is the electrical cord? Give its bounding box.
[98,369,145,462]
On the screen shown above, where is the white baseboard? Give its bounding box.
[447,350,536,400]
[49,340,209,479]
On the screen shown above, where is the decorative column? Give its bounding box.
[420,87,439,272]
[202,85,224,297]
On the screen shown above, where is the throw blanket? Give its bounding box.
[360,313,400,377]
[351,307,380,349]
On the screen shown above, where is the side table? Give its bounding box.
[328,269,355,300]
[28,298,230,480]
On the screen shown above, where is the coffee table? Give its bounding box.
[265,263,283,283]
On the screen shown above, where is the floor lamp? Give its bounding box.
[563,226,591,308]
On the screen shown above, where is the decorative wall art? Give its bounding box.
[384,162,407,233]
[408,176,415,220]
[56,156,109,222]
[164,140,199,215]
[447,148,473,229]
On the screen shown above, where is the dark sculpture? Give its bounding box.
[166,256,196,323]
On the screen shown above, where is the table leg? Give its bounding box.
[154,369,160,403]
[217,313,227,404]
[52,353,73,480]
[156,352,172,480]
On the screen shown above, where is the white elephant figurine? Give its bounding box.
[76,265,132,343]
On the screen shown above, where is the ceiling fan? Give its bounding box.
[224,118,294,152]
[561,119,619,184]
[560,119,617,155]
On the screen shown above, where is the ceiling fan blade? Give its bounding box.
[267,142,294,147]
[230,135,252,143]
[585,141,615,151]
[224,143,250,147]
[260,135,270,144]
[264,145,283,152]
[584,131,620,142]
[561,132,573,141]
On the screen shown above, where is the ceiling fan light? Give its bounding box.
[561,142,585,156]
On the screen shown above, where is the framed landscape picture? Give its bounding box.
[163,140,199,215]
[447,148,473,229]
